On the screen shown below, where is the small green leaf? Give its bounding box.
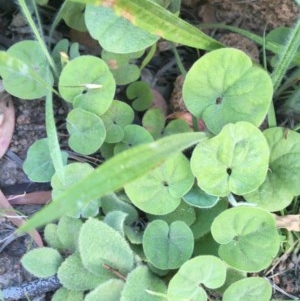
[67,108,106,155]
[162,119,191,136]
[85,279,124,301]
[102,50,144,85]
[126,81,153,111]
[104,211,128,235]
[114,124,153,154]
[167,255,226,301]
[62,2,86,31]
[223,277,272,301]
[142,108,165,139]
[101,193,138,225]
[79,218,135,276]
[191,122,269,197]
[21,247,63,278]
[51,288,84,301]
[244,127,300,211]
[0,41,53,99]
[183,48,273,134]
[125,153,194,215]
[101,100,135,143]
[211,207,280,272]
[57,216,82,252]
[59,55,115,116]
[120,266,167,301]
[43,223,65,251]
[23,138,68,182]
[85,5,158,53]
[183,184,219,208]
[143,220,194,269]
[58,253,105,291]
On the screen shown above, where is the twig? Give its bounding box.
[1,275,61,301]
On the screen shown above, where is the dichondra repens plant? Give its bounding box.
[1,0,300,300]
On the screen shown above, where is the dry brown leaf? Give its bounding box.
[0,189,43,247]
[0,92,15,159]
[7,191,52,205]
[273,214,300,232]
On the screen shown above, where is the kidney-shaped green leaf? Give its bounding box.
[244,127,300,211]
[79,218,135,276]
[59,55,115,116]
[191,122,269,197]
[23,138,68,182]
[85,5,158,53]
[67,108,106,155]
[0,42,53,99]
[125,153,194,215]
[183,48,273,134]
[223,277,272,301]
[211,207,280,272]
[167,255,226,301]
[143,220,194,269]
[101,100,135,143]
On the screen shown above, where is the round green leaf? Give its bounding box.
[3,40,53,99]
[101,100,135,143]
[85,279,124,301]
[62,2,86,31]
[114,124,153,154]
[183,184,219,208]
[120,266,167,301]
[126,81,153,111]
[85,5,158,53]
[162,119,191,137]
[211,207,280,272]
[244,127,300,211]
[66,108,106,155]
[43,223,65,251]
[23,138,68,182]
[143,220,194,269]
[183,48,273,134]
[167,255,226,301]
[79,218,135,276]
[59,55,115,116]
[21,247,63,278]
[142,108,166,140]
[102,50,144,85]
[58,253,105,291]
[191,122,269,197]
[104,211,128,235]
[124,153,194,215]
[223,277,272,301]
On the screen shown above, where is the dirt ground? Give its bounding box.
[0,0,300,300]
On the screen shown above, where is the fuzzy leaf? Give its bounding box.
[79,218,135,276]
[21,247,63,278]
[120,266,167,301]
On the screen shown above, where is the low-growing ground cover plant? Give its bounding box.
[1,0,300,300]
